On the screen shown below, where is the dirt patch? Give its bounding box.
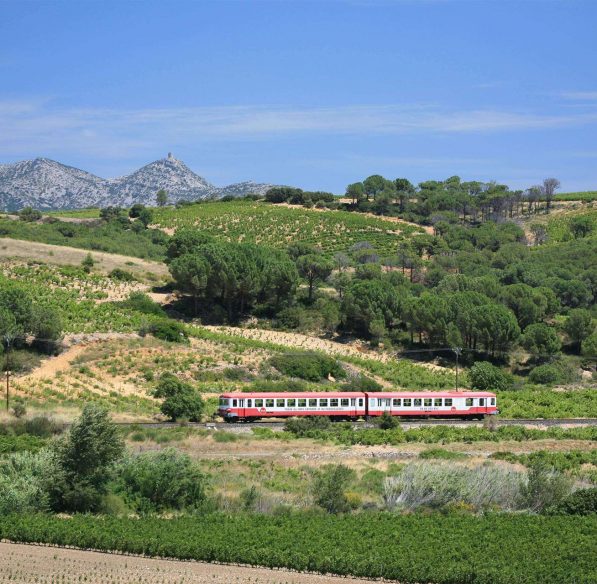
[0,542,383,584]
[0,238,168,280]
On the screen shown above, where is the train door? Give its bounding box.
[379,398,391,414]
[478,397,486,416]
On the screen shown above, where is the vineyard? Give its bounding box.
[152,201,424,256]
[554,191,597,202]
[1,513,595,584]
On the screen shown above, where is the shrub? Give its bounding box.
[0,450,53,513]
[341,374,382,392]
[122,292,165,316]
[152,373,203,422]
[81,253,95,273]
[383,462,524,511]
[284,416,332,436]
[312,464,355,513]
[528,359,579,385]
[118,449,206,512]
[521,461,572,513]
[147,320,188,343]
[546,488,597,515]
[109,268,137,282]
[269,352,346,382]
[376,412,399,430]
[419,448,467,460]
[11,400,27,419]
[469,361,514,391]
[18,206,42,222]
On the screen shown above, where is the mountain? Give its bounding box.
[0,153,273,211]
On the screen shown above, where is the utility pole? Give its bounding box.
[4,335,10,412]
[453,347,462,391]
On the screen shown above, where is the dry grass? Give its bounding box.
[0,238,168,281]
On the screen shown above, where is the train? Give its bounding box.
[217,390,498,422]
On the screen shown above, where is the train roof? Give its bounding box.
[220,391,496,398]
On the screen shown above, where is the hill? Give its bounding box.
[0,153,273,211]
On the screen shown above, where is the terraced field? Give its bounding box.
[152,201,425,256]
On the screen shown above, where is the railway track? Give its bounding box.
[116,418,597,431]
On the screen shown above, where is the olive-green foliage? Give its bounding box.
[521,323,561,359]
[117,448,206,512]
[376,411,399,429]
[469,361,514,391]
[340,374,382,392]
[48,404,125,512]
[521,461,573,513]
[152,373,203,422]
[2,513,594,584]
[312,464,355,513]
[284,416,332,436]
[269,352,346,381]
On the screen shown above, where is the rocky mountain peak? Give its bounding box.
[0,155,274,211]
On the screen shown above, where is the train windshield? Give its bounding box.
[219,398,229,406]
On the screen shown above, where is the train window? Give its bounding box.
[233,399,238,407]
[255,399,264,407]
[340,398,349,407]
[298,399,307,407]
[369,398,376,407]
[287,399,296,407]
[392,399,401,407]
[319,398,328,407]
[358,399,363,407]
[219,398,229,406]
[424,398,432,407]
[330,398,339,407]
[403,399,412,407]
[491,398,496,406]
[266,399,274,408]
[445,399,452,407]
[309,399,317,407]
[247,399,252,407]
[479,398,485,406]
[465,398,473,406]
[434,398,442,407]
[414,399,422,406]
[276,399,285,408]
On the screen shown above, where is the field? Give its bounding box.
[152,201,425,256]
[2,513,595,584]
[554,191,597,202]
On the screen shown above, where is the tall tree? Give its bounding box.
[542,178,560,213]
[297,254,334,302]
[156,189,168,207]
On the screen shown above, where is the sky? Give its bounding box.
[1,0,596,192]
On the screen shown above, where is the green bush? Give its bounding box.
[152,373,203,422]
[312,464,355,513]
[521,461,572,513]
[341,374,382,392]
[284,416,332,436]
[122,292,166,316]
[109,268,137,282]
[269,352,346,382]
[528,359,579,385]
[546,488,597,515]
[376,411,399,429]
[147,320,188,343]
[470,361,514,391]
[118,448,206,512]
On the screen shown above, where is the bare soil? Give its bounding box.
[0,542,384,584]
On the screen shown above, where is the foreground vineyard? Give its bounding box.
[1,513,595,584]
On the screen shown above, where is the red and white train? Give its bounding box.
[218,391,498,422]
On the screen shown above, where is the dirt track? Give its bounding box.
[0,542,386,584]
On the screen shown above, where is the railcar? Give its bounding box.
[217,391,498,422]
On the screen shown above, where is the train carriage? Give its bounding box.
[218,390,498,422]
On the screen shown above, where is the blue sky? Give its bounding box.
[1,0,596,192]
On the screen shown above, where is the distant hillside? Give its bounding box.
[0,153,273,211]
